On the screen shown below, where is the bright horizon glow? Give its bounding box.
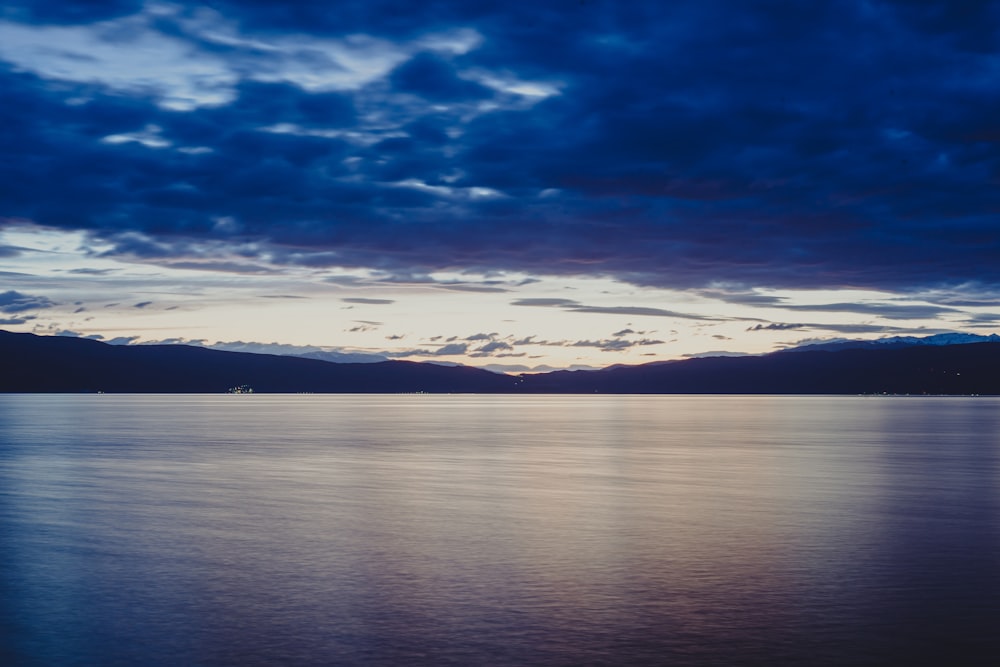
[1,225,987,373]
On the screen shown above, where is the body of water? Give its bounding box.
[1,395,998,665]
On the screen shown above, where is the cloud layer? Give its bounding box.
[2,0,999,294]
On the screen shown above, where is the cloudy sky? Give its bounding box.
[2,0,999,371]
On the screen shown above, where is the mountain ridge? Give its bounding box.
[778,332,1000,353]
[0,330,514,393]
[3,329,1000,394]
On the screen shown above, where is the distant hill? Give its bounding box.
[517,341,1000,394]
[0,330,514,393]
[781,332,1000,353]
[3,330,1000,394]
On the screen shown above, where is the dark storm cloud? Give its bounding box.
[1,1,142,23]
[390,53,492,101]
[2,1,1000,292]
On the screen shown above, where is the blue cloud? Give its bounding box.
[389,53,491,101]
[1,0,999,294]
[0,290,55,313]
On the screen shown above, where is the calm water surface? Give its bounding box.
[0,395,998,666]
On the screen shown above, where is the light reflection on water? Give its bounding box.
[1,395,998,665]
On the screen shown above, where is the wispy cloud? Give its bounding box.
[512,298,718,320]
[778,303,957,320]
[342,297,396,305]
[511,298,730,322]
[569,305,720,320]
[0,245,25,258]
[747,321,951,335]
[0,290,54,313]
[67,268,118,275]
[747,322,806,331]
[511,298,580,307]
[569,338,665,352]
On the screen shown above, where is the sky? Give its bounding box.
[1,0,999,372]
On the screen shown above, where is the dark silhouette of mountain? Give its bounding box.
[3,330,1000,394]
[517,342,1000,394]
[0,330,515,393]
[781,332,1000,353]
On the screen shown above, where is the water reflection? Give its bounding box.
[1,395,998,665]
